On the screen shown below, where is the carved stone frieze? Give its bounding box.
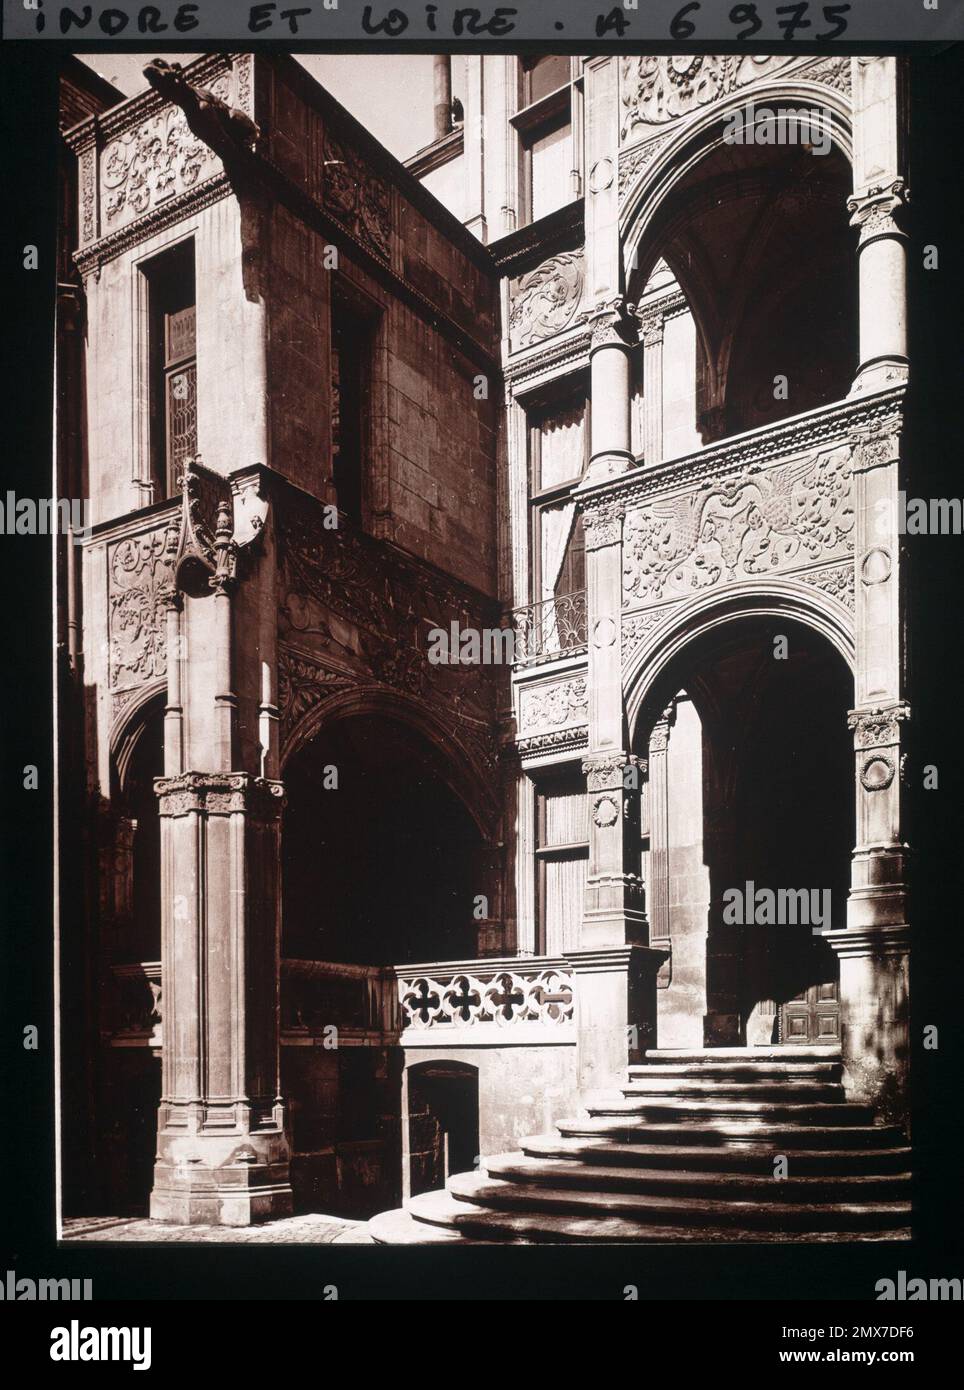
[519,677,588,733]
[108,523,179,689]
[101,106,217,232]
[620,54,798,141]
[622,446,854,605]
[517,727,589,757]
[508,251,585,350]
[322,128,392,261]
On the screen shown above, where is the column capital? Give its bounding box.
[588,297,638,353]
[847,702,911,750]
[848,178,910,246]
[582,751,639,791]
[636,305,665,347]
[155,771,285,818]
[581,498,625,550]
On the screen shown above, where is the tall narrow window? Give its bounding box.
[535,769,588,956]
[516,57,575,225]
[331,291,372,527]
[147,240,196,499]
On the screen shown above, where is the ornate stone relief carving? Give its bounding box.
[108,523,179,690]
[508,251,585,350]
[322,128,392,261]
[620,54,797,141]
[277,646,354,732]
[800,562,855,612]
[519,678,588,733]
[583,500,625,551]
[101,107,217,231]
[277,499,500,795]
[618,133,671,203]
[621,607,672,662]
[799,55,852,96]
[622,446,854,605]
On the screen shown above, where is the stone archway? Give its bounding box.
[621,89,856,448]
[631,610,854,1049]
[279,703,497,1218]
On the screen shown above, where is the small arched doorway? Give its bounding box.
[633,612,853,1048]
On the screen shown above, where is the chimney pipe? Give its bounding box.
[433,55,452,141]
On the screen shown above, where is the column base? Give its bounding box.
[825,923,910,1130]
[849,357,909,396]
[150,1102,292,1227]
[584,448,636,485]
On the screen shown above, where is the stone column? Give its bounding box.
[826,415,910,1124]
[150,469,292,1224]
[637,306,664,466]
[569,499,663,1100]
[151,772,291,1225]
[848,58,909,396]
[586,300,637,485]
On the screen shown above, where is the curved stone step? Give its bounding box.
[643,1046,841,1063]
[628,1062,843,1080]
[587,1097,875,1124]
[413,1205,909,1245]
[483,1153,911,1202]
[558,1116,902,1147]
[621,1079,846,1102]
[369,1197,467,1244]
[446,1172,911,1233]
[519,1134,913,1175]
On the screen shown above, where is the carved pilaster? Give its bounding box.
[151,771,291,1226]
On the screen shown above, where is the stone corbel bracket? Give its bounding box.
[173,458,269,598]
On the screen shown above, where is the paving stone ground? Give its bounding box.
[61,1214,372,1244]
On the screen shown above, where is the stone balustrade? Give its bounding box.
[396,957,575,1033]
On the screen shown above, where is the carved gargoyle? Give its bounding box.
[143,59,260,159]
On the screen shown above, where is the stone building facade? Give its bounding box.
[59,52,913,1239]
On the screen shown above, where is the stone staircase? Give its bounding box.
[369,1047,911,1243]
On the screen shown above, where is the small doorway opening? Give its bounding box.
[407,1062,480,1197]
